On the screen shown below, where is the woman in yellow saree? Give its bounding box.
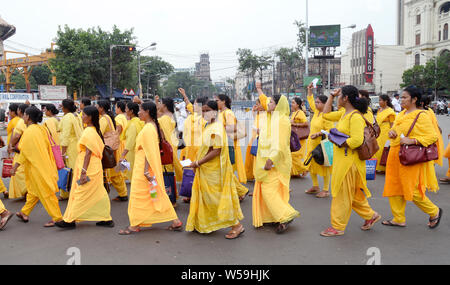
[119,102,182,235]
[1,103,20,198]
[43,104,61,146]
[56,106,113,229]
[115,101,129,180]
[252,95,300,234]
[8,104,30,200]
[13,106,63,227]
[373,95,396,173]
[120,102,143,182]
[97,100,129,201]
[59,99,83,200]
[290,97,309,177]
[244,100,264,181]
[216,94,248,201]
[186,100,244,239]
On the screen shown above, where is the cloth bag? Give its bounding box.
[163,169,177,204]
[290,131,302,152]
[46,128,65,170]
[180,168,195,198]
[328,128,350,147]
[2,158,13,178]
[58,168,73,192]
[321,139,334,167]
[366,159,377,181]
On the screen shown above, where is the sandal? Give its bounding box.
[119,226,141,235]
[300,171,309,178]
[225,225,245,239]
[183,197,191,204]
[3,191,9,199]
[305,187,320,195]
[0,211,14,231]
[439,177,450,184]
[381,220,406,227]
[239,191,249,202]
[361,213,381,231]
[112,196,129,202]
[428,208,443,229]
[316,191,330,198]
[320,227,344,237]
[168,221,183,232]
[16,212,29,223]
[44,220,56,228]
[58,196,68,201]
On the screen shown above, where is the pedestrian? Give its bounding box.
[392,93,402,113]
[0,200,13,230]
[119,102,143,183]
[185,100,244,239]
[290,97,309,178]
[13,106,63,227]
[78,99,91,129]
[216,94,249,201]
[119,101,183,235]
[373,95,396,174]
[156,96,184,186]
[56,106,114,229]
[59,99,83,201]
[441,137,450,183]
[359,90,374,123]
[320,86,381,237]
[114,101,128,180]
[252,95,300,234]
[244,99,264,182]
[0,137,7,199]
[97,100,128,201]
[1,103,20,199]
[305,83,334,198]
[43,104,61,146]
[7,103,29,200]
[382,86,442,228]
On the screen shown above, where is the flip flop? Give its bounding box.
[239,191,249,202]
[439,178,450,183]
[112,196,129,202]
[119,227,141,235]
[382,220,406,227]
[361,214,382,231]
[167,222,183,232]
[320,227,344,237]
[16,212,29,223]
[429,208,443,229]
[44,221,56,228]
[225,226,245,240]
[0,212,14,231]
[305,188,320,195]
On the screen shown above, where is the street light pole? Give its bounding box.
[138,43,157,99]
[305,0,309,77]
[110,44,138,101]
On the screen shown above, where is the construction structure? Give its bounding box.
[0,16,56,93]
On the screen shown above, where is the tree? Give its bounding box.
[237,49,271,98]
[50,25,136,97]
[138,56,174,97]
[31,65,52,86]
[161,72,216,99]
[401,65,427,90]
[294,20,308,57]
[275,47,301,93]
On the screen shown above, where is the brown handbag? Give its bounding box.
[379,147,390,166]
[350,112,380,161]
[399,112,438,166]
[291,112,310,140]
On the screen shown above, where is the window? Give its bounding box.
[444,24,449,40]
[439,30,442,41]
[415,54,420,66]
[416,33,421,45]
[440,2,450,14]
[417,14,421,25]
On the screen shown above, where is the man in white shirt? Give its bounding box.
[392,94,402,113]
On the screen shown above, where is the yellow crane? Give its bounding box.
[0,43,56,93]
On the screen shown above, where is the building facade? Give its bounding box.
[194,53,211,82]
[402,0,450,68]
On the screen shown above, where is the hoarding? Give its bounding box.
[39,85,67,100]
[0,93,33,101]
[309,25,341,48]
[365,25,374,84]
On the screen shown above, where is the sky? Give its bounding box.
[2,0,398,82]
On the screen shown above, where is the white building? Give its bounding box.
[339,25,406,94]
[401,0,450,67]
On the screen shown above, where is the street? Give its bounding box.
[0,115,449,265]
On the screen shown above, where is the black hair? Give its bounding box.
[403,86,422,108]
[62,99,77,113]
[81,99,91,107]
[41,104,47,111]
[83,106,104,142]
[273,95,281,105]
[206,100,219,111]
[18,104,29,115]
[359,90,371,105]
[162,97,175,114]
[25,106,43,124]
[293,97,303,108]
[9,103,19,113]
[217,94,231,109]
[141,102,163,146]
[379,95,394,109]
[342,85,368,114]
[127,102,139,117]
[97,100,116,129]
[195,96,209,106]
[45,104,59,115]
[420,95,432,110]
[116,101,126,113]
[317,95,328,104]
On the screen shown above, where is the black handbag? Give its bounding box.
[304,135,325,166]
[102,145,117,169]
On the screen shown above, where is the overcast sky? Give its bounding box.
[3,0,397,81]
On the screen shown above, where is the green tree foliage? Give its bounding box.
[31,65,52,86]
[161,72,216,99]
[294,20,308,56]
[50,25,136,97]
[237,48,272,97]
[275,47,301,93]
[138,56,174,96]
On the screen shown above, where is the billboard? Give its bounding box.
[39,85,67,100]
[309,25,341,48]
[365,25,374,84]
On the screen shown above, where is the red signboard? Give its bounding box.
[365,24,374,84]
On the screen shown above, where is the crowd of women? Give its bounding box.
[0,82,449,238]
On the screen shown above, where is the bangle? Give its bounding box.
[81,168,87,173]
[195,161,200,168]
[144,172,150,176]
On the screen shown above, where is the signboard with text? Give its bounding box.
[0,93,33,101]
[365,25,374,84]
[39,85,67,100]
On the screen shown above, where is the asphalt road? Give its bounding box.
[0,116,449,265]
